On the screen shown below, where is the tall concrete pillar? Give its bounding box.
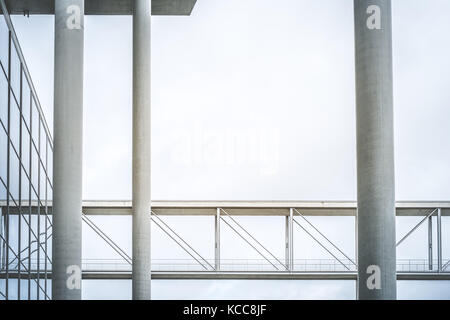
[52,0,84,300]
[132,0,152,300]
[354,0,396,300]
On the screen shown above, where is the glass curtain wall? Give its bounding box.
[0,0,53,300]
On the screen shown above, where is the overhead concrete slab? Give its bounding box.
[4,0,197,15]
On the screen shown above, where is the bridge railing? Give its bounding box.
[3,258,448,273]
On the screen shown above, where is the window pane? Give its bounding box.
[0,13,8,71]
[21,78,31,128]
[9,45,21,103]
[9,149,20,201]
[9,98,20,153]
[0,128,6,182]
[0,68,7,128]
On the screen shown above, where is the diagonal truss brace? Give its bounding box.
[151,211,214,271]
[82,213,132,265]
[443,260,450,271]
[293,208,356,268]
[80,210,215,271]
[291,212,350,271]
[396,208,437,247]
[396,208,446,272]
[220,208,287,271]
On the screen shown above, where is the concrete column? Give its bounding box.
[132,0,152,300]
[52,0,84,300]
[354,0,396,300]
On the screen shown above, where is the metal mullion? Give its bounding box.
[44,139,48,299]
[17,63,23,300]
[5,30,11,300]
[27,91,32,300]
[36,115,41,299]
[0,209,4,271]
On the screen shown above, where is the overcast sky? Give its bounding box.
[9,0,450,299]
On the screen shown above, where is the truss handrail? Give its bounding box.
[82,213,132,264]
[293,208,356,266]
[220,208,287,270]
[293,218,350,271]
[396,208,437,247]
[151,211,214,270]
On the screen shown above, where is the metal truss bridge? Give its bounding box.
[2,201,449,282]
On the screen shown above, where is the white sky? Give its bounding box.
[9,0,450,299]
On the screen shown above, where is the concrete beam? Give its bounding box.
[4,0,197,15]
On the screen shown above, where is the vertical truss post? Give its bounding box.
[285,215,289,270]
[437,208,442,273]
[428,215,433,271]
[215,208,220,271]
[289,208,294,271]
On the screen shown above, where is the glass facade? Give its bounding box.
[0,1,53,300]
